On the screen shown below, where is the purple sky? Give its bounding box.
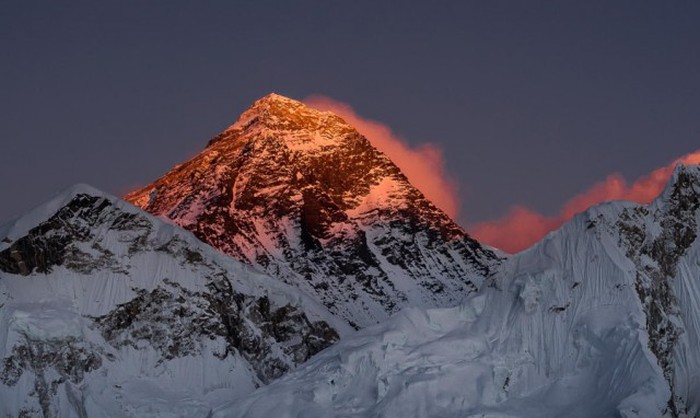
[1,1,699,229]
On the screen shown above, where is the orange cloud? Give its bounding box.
[471,150,700,254]
[305,95,460,219]
[469,206,559,255]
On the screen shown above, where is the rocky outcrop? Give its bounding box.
[615,166,700,416]
[0,185,343,417]
[93,278,338,383]
[0,195,125,276]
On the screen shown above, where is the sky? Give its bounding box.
[1,1,699,252]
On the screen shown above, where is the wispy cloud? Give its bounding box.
[306,95,700,255]
[471,151,700,253]
[305,95,460,219]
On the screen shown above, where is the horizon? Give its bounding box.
[3,90,699,254]
[2,2,700,252]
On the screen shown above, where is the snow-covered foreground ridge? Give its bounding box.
[214,164,700,418]
[0,184,349,417]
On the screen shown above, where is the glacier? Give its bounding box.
[212,165,700,418]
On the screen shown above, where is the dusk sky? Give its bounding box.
[2,1,699,251]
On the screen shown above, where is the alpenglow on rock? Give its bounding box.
[0,185,347,417]
[126,93,502,328]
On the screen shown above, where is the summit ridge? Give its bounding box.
[210,92,353,148]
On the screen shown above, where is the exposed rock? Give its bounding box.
[93,278,338,383]
[126,93,501,327]
[616,166,700,415]
[0,185,344,417]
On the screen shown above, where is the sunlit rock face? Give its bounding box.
[126,93,502,328]
[0,185,345,417]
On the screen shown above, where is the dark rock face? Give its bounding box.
[1,337,102,418]
[94,278,338,383]
[0,195,126,276]
[0,188,342,417]
[615,166,700,416]
[126,94,501,327]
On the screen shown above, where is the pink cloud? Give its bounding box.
[469,206,559,255]
[306,95,699,255]
[471,150,700,254]
[305,95,461,219]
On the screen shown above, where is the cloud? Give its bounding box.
[471,150,700,254]
[468,206,559,255]
[306,95,700,255]
[305,95,460,218]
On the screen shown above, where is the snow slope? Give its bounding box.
[213,165,700,418]
[0,184,347,417]
[4,95,699,417]
[125,93,501,328]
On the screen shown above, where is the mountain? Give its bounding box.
[212,164,700,418]
[125,93,501,328]
[0,185,348,417]
[7,93,696,418]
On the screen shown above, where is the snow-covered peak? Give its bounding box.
[653,163,700,210]
[0,183,346,416]
[0,183,117,249]
[55,182,109,200]
[214,93,351,146]
[126,94,501,328]
[252,92,306,109]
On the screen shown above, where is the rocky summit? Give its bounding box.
[126,93,501,328]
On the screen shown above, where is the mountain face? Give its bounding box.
[212,165,700,418]
[125,93,501,328]
[0,185,347,418]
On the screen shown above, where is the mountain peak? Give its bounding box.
[126,93,500,327]
[0,183,115,245]
[656,163,700,208]
[254,92,301,106]
[243,92,307,118]
[670,163,700,189]
[212,94,351,146]
[244,92,317,122]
